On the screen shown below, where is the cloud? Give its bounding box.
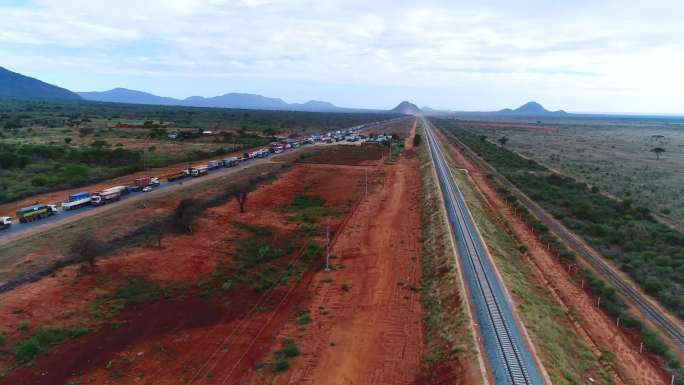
[0,0,683,112]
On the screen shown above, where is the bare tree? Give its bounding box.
[651,147,666,160]
[233,183,252,213]
[68,233,106,269]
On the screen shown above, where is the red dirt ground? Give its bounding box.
[248,146,424,385]
[0,160,369,385]
[434,129,669,385]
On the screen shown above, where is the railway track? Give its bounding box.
[437,124,684,352]
[423,118,544,385]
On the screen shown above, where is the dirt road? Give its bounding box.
[248,134,425,384]
[434,129,669,385]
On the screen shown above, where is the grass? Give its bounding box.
[285,194,336,223]
[294,309,311,325]
[88,277,162,320]
[470,121,684,224]
[14,327,91,364]
[437,120,684,321]
[271,338,300,372]
[438,138,613,384]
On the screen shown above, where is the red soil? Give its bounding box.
[242,123,431,385]
[0,162,368,385]
[435,129,669,385]
[260,159,424,384]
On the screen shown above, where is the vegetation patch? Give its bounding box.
[437,120,684,321]
[436,119,684,382]
[270,338,300,373]
[14,327,91,364]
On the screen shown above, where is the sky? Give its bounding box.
[1,0,683,113]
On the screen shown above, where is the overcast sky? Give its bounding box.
[1,0,683,113]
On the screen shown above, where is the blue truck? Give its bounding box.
[61,192,92,210]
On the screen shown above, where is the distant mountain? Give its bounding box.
[422,106,453,114]
[78,88,177,105]
[185,93,291,110]
[391,101,422,115]
[291,100,340,112]
[79,88,371,113]
[499,101,566,116]
[0,66,82,101]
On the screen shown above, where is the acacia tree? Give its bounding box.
[233,182,253,213]
[68,233,106,269]
[651,147,665,160]
[498,136,509,147]
[174,198,200,233]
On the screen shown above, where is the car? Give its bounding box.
[142,186,153,192]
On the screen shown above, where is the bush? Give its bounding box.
[272,358,289,372]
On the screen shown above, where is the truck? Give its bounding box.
[132,176,159,191]
[223,157,240,167]
[0,216,11,230]
[16,204,58,223]
[91,186,125,206]
[191,166,209,177]
[133,177,151,191]
[61,192,91,210]
[167,171,186,182]
[207,160,221,170]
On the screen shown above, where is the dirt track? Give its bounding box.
[434,129,669,385]
[244,124,426,385]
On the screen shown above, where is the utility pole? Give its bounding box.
[365,168,368,200]
[325,225,331,272]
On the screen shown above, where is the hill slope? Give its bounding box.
[391,101,422,115]
[0,67,81,100]
[499,101,566,116]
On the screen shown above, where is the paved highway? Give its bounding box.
[423,118,544,385]
[0,144,315,245]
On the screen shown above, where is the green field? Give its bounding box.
[451,118,684,226]
[0,99,396,204]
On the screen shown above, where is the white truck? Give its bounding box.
[191,166,209,177]
[91,186,126,206]
[0,216,11,230]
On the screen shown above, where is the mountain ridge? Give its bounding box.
[79,88,370,113]
[0,66,82,101]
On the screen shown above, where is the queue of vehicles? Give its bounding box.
[0,121,385,232]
